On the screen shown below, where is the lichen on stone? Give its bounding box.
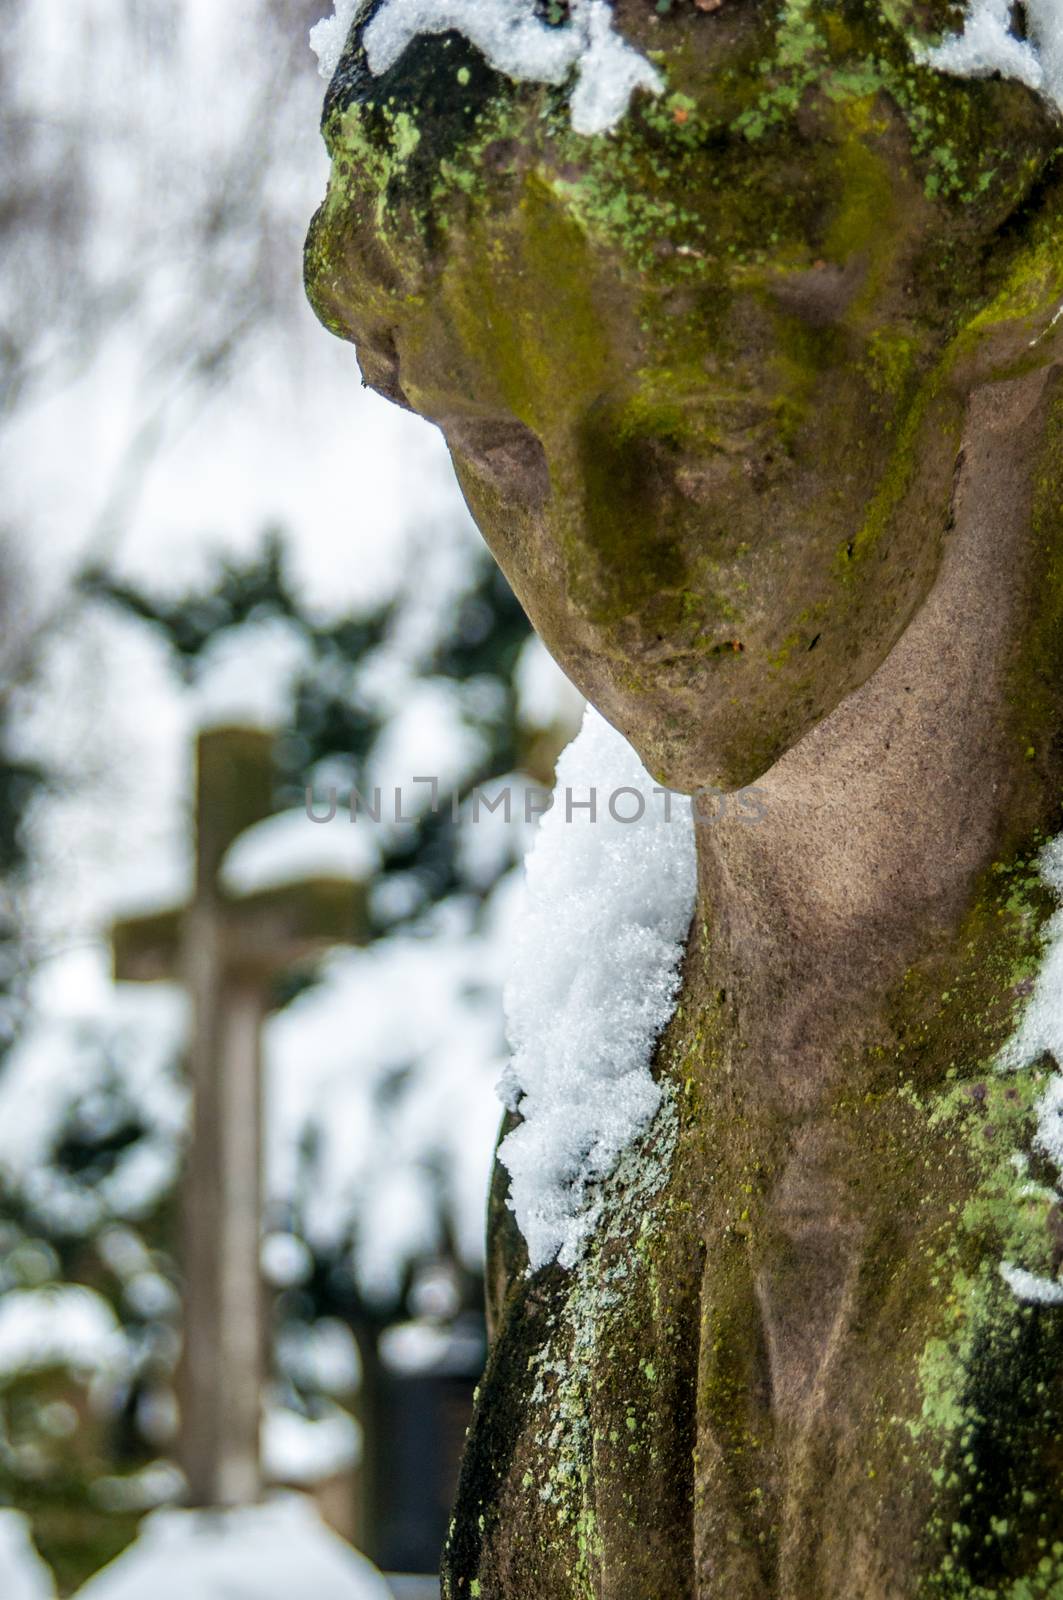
[519,1087,681,1589]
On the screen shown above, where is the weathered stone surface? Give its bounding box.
[447,367,1063,1600]
[307,4,1063,1594]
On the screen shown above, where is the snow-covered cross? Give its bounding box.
[111,726,369,1509]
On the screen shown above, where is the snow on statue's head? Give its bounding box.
[306,0,1063,791]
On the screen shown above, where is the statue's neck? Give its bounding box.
[698,366,1063,1111]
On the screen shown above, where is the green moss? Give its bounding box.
[830,366,945,574]
[843,848,1063,1596]
[438,174,612,435]
[1007,386,1063,790]
[864,327,919,406]
[516,1091,684,1593]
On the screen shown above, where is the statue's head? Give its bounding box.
[306,0,1063,790]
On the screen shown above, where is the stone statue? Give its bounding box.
[306,3,1063,1594]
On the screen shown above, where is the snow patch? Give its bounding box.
[264,873,518,1297]
[918,0,1063,112]
[277,1319,361,1395]
[1000,1260,1063,1305]
[262,1232,315,1288]
[312,0,663,136]
[191,619,313,734]
[998,832,1063,1303]
[0,948,188,1232]
[367,677,488,816]
[73,1496,392,1600]
[379,1315,484,1375]
[0,1511,55,1600]
[0,1287,127,1380]
[91,1461,185,1514]
[498,705,696,1271]
[262,1402,361,1485]
[310,0,363,80]
[220,807,376,898]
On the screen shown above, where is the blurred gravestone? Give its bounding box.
[111,726,369,1508]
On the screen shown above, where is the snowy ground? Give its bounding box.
[73,1496,394,1600]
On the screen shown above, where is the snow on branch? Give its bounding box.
[310,0,362,79]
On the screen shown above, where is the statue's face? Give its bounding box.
[307,1,1059,789]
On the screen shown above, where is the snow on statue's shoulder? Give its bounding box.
[310,0,362,80]
[917,0,1063,112]
[73,1496,392,1600]
[310,0,662,136]
[499,705,696,1271]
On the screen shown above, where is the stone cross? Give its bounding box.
[112,726,368,1508]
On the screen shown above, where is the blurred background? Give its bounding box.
[0,2,581,1592]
